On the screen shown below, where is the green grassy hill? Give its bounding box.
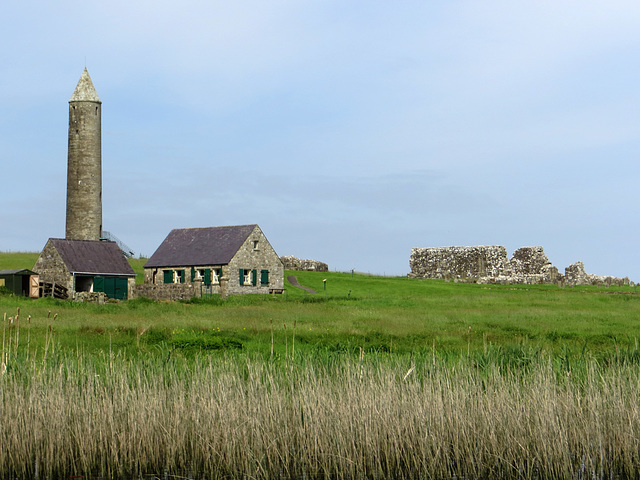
[1,251,639,360]
[0,251,39,271]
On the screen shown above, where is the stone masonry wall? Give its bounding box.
[66,93,102,241]
[133,282,203,301]
[280,256,329,272]
[510,247,551,275]
[479,246,561,285]
[33,240,74,292]
[410,245,630,286]
[564,262,631,287]
[228,226,284,295]
[409,246,509,280]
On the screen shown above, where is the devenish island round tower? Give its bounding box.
[65,68,102,241]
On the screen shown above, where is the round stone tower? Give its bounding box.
[65,68,102,241]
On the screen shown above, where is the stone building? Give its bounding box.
[33,69,135,301]
[33,239,135,300]
[138,224,284,300]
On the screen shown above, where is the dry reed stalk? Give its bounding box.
[292,320,296,359]
[270,318,274,358]
[1,355,639,479]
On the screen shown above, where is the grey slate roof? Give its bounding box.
[0,269,37,276]
[144,225,257,268]
[50,239,135,276]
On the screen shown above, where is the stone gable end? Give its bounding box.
[227,226,284,295]
[33,240,73,291]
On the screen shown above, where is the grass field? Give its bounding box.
[1,251,639,360]
[2,252,640,479]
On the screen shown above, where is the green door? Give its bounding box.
[114,277,128,300]
[94,276,128,300]
[94,276,105,292]
[98,277,115,298]
[106,277,116,299]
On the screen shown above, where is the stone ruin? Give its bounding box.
[564,261,632,287]
[409,246,632,287]
[280,256,329,272]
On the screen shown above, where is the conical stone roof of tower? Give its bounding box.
[70,68,101,103]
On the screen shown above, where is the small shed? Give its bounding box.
[0,269,40,298]
[33,238,136,300]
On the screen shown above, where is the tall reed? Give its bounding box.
[1,348,640,479]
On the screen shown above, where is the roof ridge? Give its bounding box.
[172,224,257,231]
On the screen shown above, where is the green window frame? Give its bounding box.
[260,270,269,285]
[163,270,173,284]
[240,268,257,286]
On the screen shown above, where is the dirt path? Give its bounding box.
[287,275,316,294]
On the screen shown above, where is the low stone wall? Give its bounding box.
[132,283,203,301]
[281,256,329,272]
[72,291,108,304]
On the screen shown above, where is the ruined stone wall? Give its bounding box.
[409,245,631,286]
[478,246,561,285]
[510,247,551,275]
[409,246,509,280]
[564,262,630,287]
[281,256,329,272]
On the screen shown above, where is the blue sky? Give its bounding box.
[1,1,639,278]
